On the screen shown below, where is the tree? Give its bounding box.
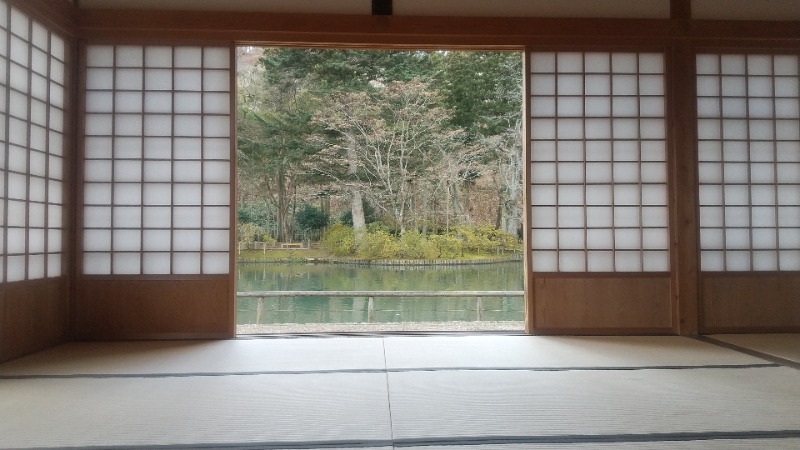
[435,51,523,234]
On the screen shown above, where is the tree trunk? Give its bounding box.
[346,131,366,235]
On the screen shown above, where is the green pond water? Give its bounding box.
[236,261,524,325]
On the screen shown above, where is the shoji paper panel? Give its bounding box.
[83,45,231,275]
[697,54,800,271]
[529,52,669,272]
[0,1,66,282]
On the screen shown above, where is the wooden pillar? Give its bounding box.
[668,39,701,336]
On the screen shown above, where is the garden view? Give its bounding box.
[235,48,524,331]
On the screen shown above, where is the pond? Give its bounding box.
[236,261,524,326]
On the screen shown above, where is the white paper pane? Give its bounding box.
[143,206,172,228]
[115,69,143,90]
[780,250,800,270]
[611,53,637,73]
[113,252,141,275]
[203,116,229,137]
[531,229,558,250]
[531,250,558,272]
[586,207,613,228]
[173,252,201,274]
[752,251,778,271]
[585,163,612,184]
[85,137,112,159]
[726,251,750,271]
[116,46,143,67]
[202,252,229,274]
[114,160,142,182]
[586,141,612,161]
[87,68,114,89]
[725,206,750,227]
[175,92,202,114]
[174,69,202,90]
[643,228,669,250]
[531,185,556,206]
[84,229,111,251]
[774,77,799,97]
[642,185,667,206]
[587,251,614,271]
[83,252,111,275]
[697,119,721,140]
[612,118,638,139]
[47,253,62,278]
[144,137,172,158]
[723,162,749,184]
[113,183,142,205]
[775,143,798,162]
[114,114,143,135]
[557,53,583,72]
[173,206,201,228]
[531,53,556,73]
[557,162,584,183]
[701,228,725,249]
[143,229,171,251]
[643,250,669,271]
[614,207,640,227]
[584,53,610,73]
[586,228,613,249]
[145,46,172,68]
[203,230,229,252]
[559,251,585,272]
[28,228,45,253]
[697,98,720,118]
[639,75,663,96]
[776,163,800,183]
[143,252,171,274]
[531,96,555,119]
[84,206,112,228]
[28,203,45,228]
[143,161,172,182]
[113,229,141,252]
[531,74,555,96]
[776,99,800,119]
[204,184,230,206]
[557,97,583,117]
[613,162,640,183]
[558,229,584,250]
[113,206,142,228]
[751,185,776,205]
[174,115,201,136]
[143,183,172,206]
[752,228,777,249]
[7,200,26,227]
[752,206,777,228]
[41,179,60,203]
[144,115,172,136]
[114,92,142,113]
[557,75,583,96]
[696,55,719,75]
[174,47,202,68]
[203,206,230,228]
[50,59,64,85]
[144,92,172,113]
[615,251,641,272]
[203,70,230,92]
[531,206,557,228]
[586,185,613,205]
[585,118,611,139]
[614,185,640,205]
[721,76,746,97]
[779,228,800,248]
[558,207,584,228]
[10,63,29,93]
[584,97,610,117]
[611,75,637,96]
[700,206,724,228]
[174,161,202,182]
[204,161,230,182]
[615,229,641,250]
[84,183,112,205]
[203,47,229,69]
[48,204,63,228]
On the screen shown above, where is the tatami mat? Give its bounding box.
[0,372,393,449]
[383,335,767,369]
[0,337,387,376]
[1,335,799,449]
[710,333,800,364]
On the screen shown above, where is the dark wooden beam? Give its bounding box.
[372,0,392,16]
[671,0,691,20]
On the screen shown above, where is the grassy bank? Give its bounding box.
[236,248,521,263]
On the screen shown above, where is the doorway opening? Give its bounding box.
[234,47,525,334]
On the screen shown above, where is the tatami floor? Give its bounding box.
[1,334,799,449]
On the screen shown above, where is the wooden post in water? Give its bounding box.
[368,296,375,323]
[256,297,264,324]
[476,297,483,321]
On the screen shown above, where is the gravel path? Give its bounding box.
[237,321,524,334]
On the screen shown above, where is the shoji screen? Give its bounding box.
[82,45,232,276]
[697,54,800,272]
[529,52,669,273]
[0,1,66,283]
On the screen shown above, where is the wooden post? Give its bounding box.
[368,296,374,323]
[476,297,483,321]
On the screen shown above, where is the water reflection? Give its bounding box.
[236,262,524,325]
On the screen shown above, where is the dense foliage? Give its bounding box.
[237,48,523,250]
